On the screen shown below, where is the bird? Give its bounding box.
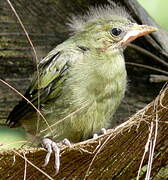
[6,5,157,173]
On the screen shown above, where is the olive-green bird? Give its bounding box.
[7,5,157,173]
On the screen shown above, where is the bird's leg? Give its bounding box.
[93,128,107,139]
[42,137,71,174]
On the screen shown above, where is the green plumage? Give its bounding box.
[7,6,156,145]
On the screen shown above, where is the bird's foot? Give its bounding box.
[93,128,107,139]
[42,137,71,174]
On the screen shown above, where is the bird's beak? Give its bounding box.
[121,24,158,46]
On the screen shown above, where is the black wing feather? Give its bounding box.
[6,51,65,127]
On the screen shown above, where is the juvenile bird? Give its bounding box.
[7,5,157,173]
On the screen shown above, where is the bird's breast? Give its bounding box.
[68,52,127,105]
[63,53,127,138]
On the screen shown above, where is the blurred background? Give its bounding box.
[138,0,168,31]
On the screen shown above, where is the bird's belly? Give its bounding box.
[39,79,126,143]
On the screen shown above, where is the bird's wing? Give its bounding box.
[7,45,86,127]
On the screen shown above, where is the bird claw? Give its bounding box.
[101,128,107,134]
[61,138,72,147]
[93,128,107,139]
[41,137,71,174]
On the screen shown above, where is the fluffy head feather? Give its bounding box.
[68,4,131,33]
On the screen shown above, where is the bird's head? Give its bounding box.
[69,6,157,52]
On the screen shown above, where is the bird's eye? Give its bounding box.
[111,28,122,36]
